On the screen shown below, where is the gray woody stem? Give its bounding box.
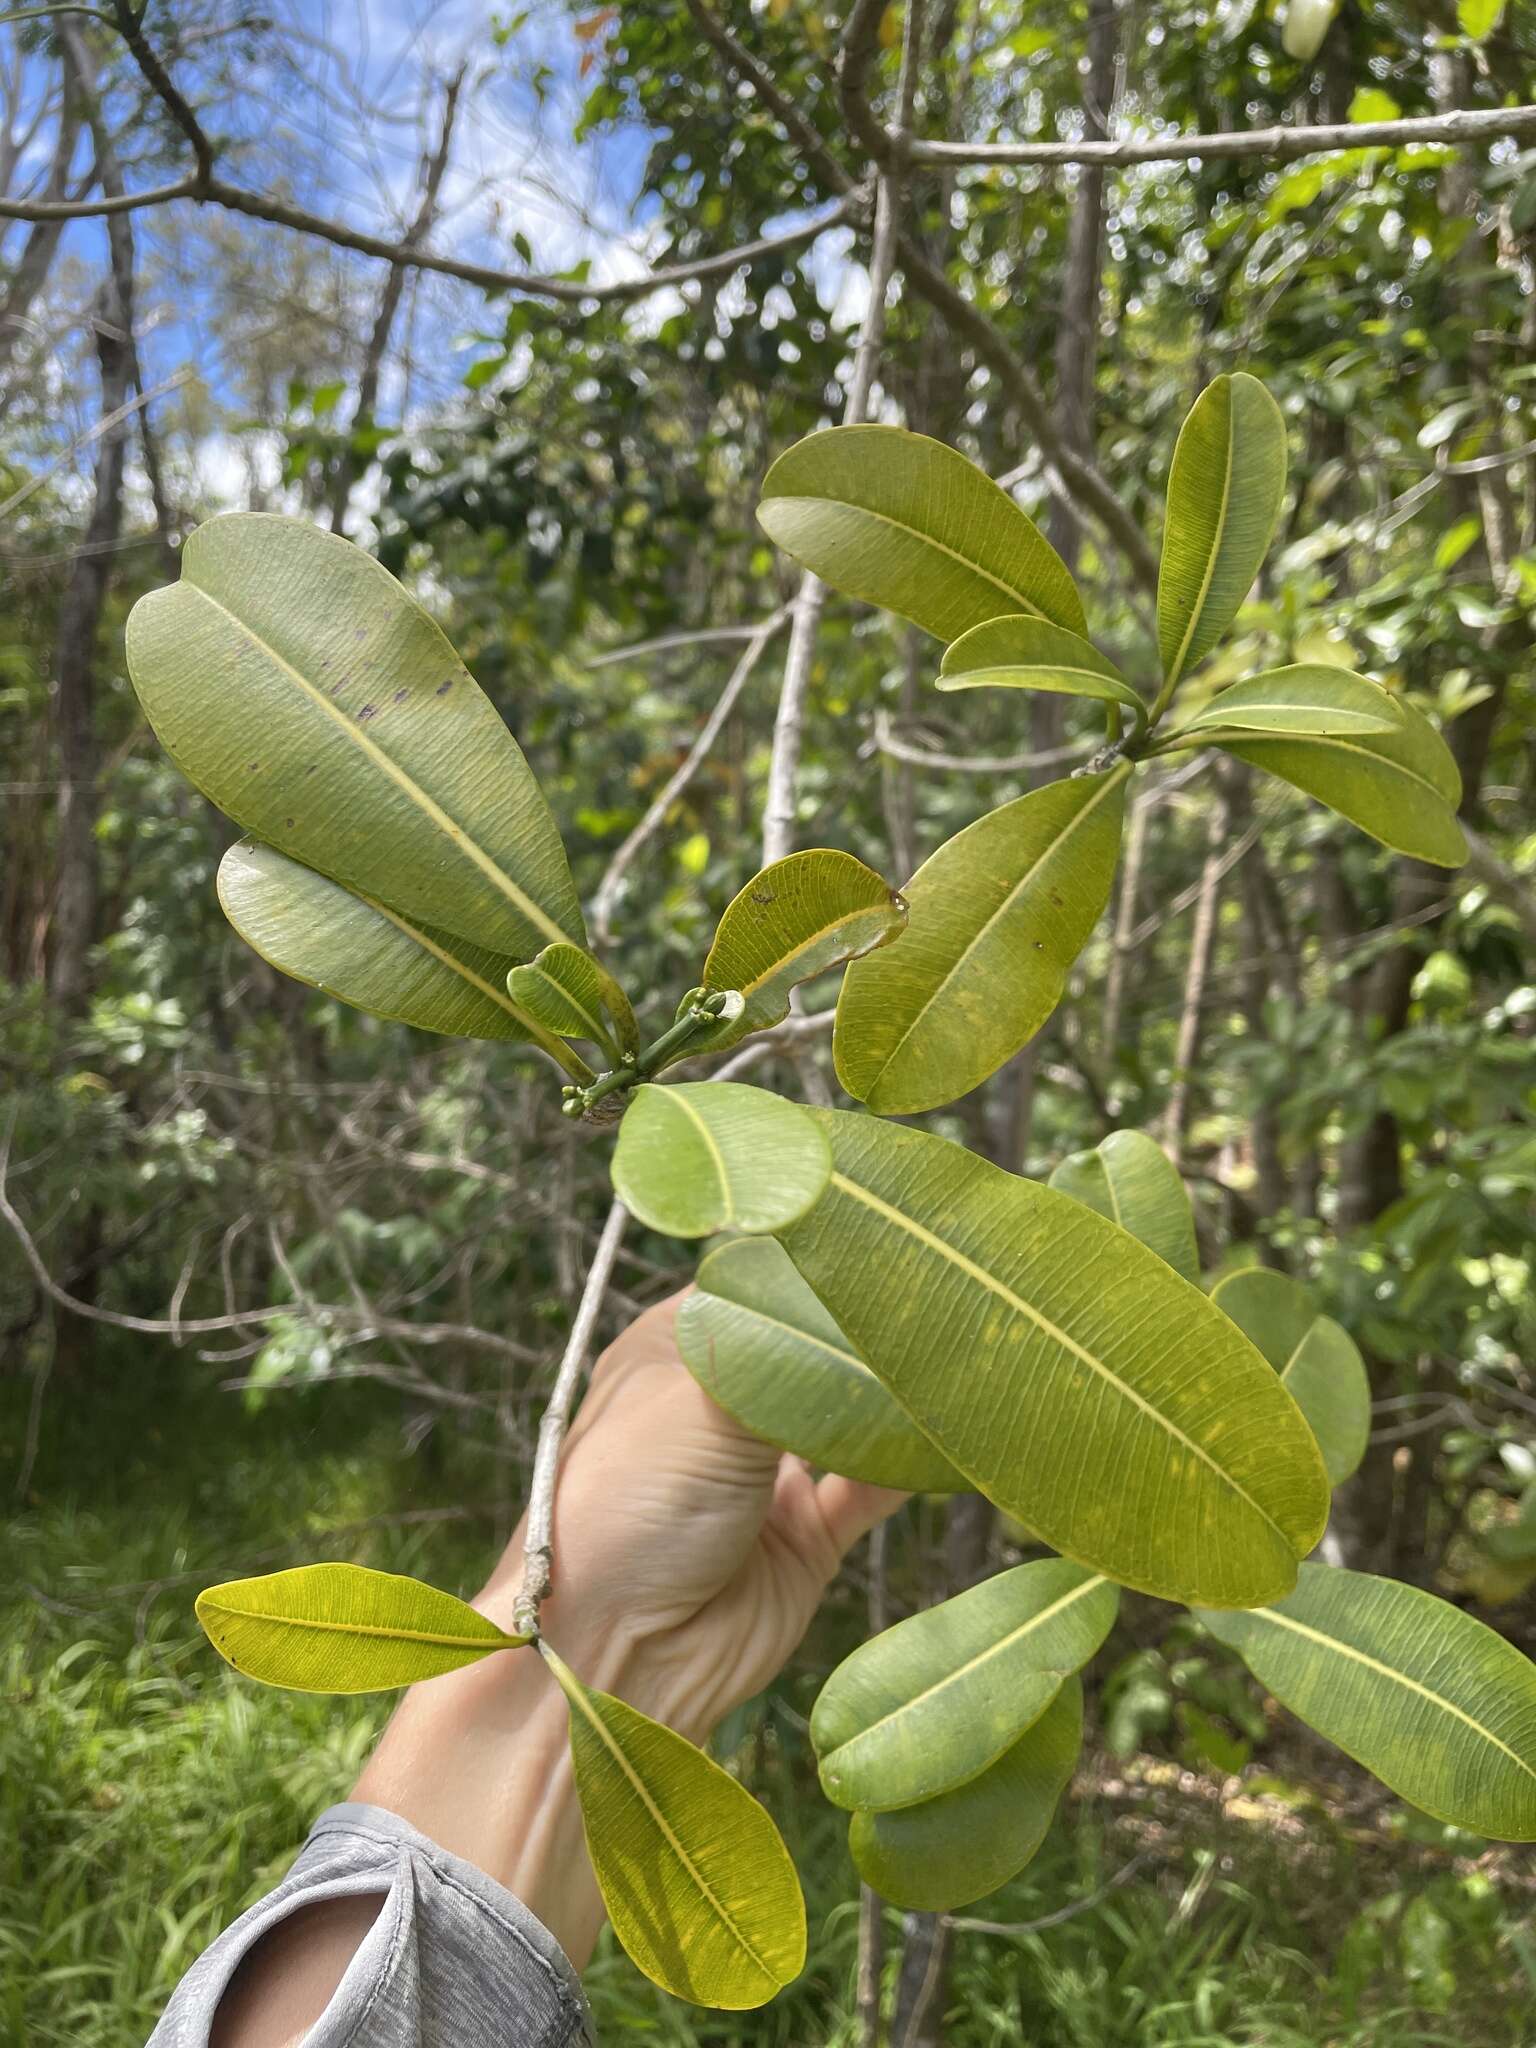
[512,1197,629,1638]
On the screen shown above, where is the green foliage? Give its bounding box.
[1200,1565,1536,1840]
[507,941,639,1062]
[194,1563,524,1693]
[1169,665,1405,740]
[543,1645,807,2010]
[833,765,1130,1113]
[847,1680,1082,1912]
[1210,1269,1371,1486]
[811,1560,1114,1812]
[1048,1130,1200,1283]
[676,1237,964,1491]
[778,1111,1330,1606]
[757,424,1086,639]
[936,617,1148,734]
[610,1081,831,1237]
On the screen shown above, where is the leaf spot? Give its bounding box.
[393,687,409,704]
[357,703,377,722]
[436,678,454,697]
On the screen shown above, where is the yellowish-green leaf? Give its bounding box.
[1173,665,1404,740]
[757,425,1086,640]
[779,1112,1330,1607]
[1048,1130,1198,1284]
[938,616,1147,732]
[1158,374,1287,689]
[217,838,550,1047]
[195,1563,522,1693]
[543,1645,806,2007]
[1198,1564,1536,1840]
[1458,0,1505,41]
[612,1082,831,1238]
[812,1559,1115,1811]
[834,764,1129,1114]
[849,1679,1081,1910]
[126,513,584,955]
[508,941,638,1061]
[691,849,907,1056]
[1218,698,1467,866]
[1282,0,1340,61]
[677,1237,964,1491]
[1210,1268,1370,1485]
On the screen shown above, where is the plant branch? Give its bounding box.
[512,1197,628,1638]
[870,710,1094,775]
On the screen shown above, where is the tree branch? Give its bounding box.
[870,710,1093,776]
[512,1197,628,1638]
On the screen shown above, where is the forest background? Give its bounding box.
[1,1,1534,2042]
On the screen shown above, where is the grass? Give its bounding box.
[4,1363,1535,2045]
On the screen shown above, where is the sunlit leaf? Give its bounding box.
[937,616,1147,732]
[126,513,584,955]
[544,1646,806,2007]
[1198,1564,1536,1840]
[612,1082,831,1237]
[677,1237,964,1491]
[757,425,1086,639]
[508,941,639,1060]
[779,1112,1329,1607]
[849,1680,1082,1910]
[812,1558,1115,1811]
[1049,1130,1199,1283]
[1210,1268,1370,1485]
[691,849,907,1055]
[1217,698,1466,866]
[195,1563,523,1693]
[1158,374,1287,689]
[834,765,1129,1114]
[218,838,540,1045]
[1173,665,1404,740]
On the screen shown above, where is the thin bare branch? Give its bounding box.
[870,710,1094,776]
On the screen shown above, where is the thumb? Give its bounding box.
[814,1471,911,1561]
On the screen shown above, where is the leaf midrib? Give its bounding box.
[1252,1606,1536,1785]
[1218,727,1453,807]
[662,1089,734,1223]
[826,1169,1292,1544]
[1165,394,1237,689]
[824,1573,1104,1771]
[202,1602,510,1651]
[719,900,897,1009]
[185,580,569,948]
[770,494,1055,625]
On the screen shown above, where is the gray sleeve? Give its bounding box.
[146,1801,595,2048]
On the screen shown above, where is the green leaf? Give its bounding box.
[126,513,584,956]
[849,1680,1081,1910]
[195,1563,523,1693]
[1457,0,1505,40]
[1173,665,1405,740]
[937,616,1147,732]
[676,1237,964,1491]
[1217,698,1467,867]
[1198,1564,1536,1840]
[508,941,638,1061]
[691,849,907,1055]
[217,838,545,1046]
[1158,373,1287,689]
[1048,1130,1199,1284]
[611,1082,831,1238]
[543,1645,806,2007]
[834,764,1129,1114]
[1209,1269,1370,1486]
[778,1111,1330,1607]
[757,425,1086,640]
[812,1559,1115,1811]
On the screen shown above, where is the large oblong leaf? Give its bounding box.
[812,1558,1115,1812]
[1049,1129,1199,1284]
[849,1679,1082,1910]
[508,941,638,1060]
[779,1112,1330,1607]
[543,1645,806,2007]
[692,849,907,1055]
[1158,373,1287,688]
[1198,1564,1536,1840]
[611,1082,831,1238]
[217,838,541,1046]
[195,1563,523,1693]
[126,513,585,955]
[676,1237,964,1491]
[757,425,1086,639]
[937,616,1147,732]
[1209,1269,1370,1486]
[1217,699,1467,866]
[834,764,1129,1115]
[1175,665,1405,739]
